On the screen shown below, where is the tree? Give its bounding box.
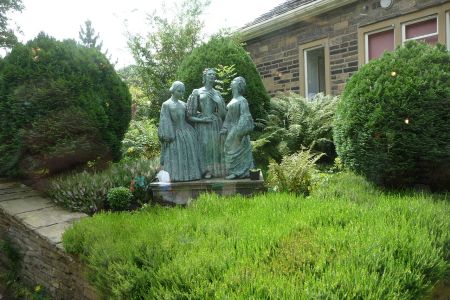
[79,19,103,50]
[0,0,24,48]
[128,0,210,120]
[117,65,151,121]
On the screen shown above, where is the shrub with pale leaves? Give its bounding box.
[267,149,323,196]
[48,158,158,214]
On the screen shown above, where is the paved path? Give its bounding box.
[0,179,87,248]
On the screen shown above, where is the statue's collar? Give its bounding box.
[199,87,216,93]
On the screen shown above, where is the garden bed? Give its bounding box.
[63,172,450,299]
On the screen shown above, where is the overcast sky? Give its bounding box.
[7,0,285,68]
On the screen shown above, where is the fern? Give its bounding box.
[253,93,338,167]
[267,149,324,195]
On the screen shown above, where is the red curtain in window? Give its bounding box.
[368,29,394,60]
[405,18,437,39]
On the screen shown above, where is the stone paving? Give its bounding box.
[0,180,87,247]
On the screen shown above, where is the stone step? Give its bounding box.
[0,186,34,195]
[0,197,55,216]
[0,182,22,189]
[0,190,41,202]
[15,206,86,230]
[0,180,88,247]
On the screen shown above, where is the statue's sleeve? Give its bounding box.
[222,105,231,131]
[237,98,254,136]
[186,89,199,118]
[216,92,227,120]
[158,103,175,142]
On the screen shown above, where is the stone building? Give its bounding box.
[240,0,450,98]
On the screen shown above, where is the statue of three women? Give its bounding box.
[158,68,255,182]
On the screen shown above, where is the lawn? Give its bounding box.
[63,172,449,299]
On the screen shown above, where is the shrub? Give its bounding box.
[177,35,270,121]
[121,119,160,161]
[18,107,109,177]
[0,33,131,178]
[334,42,450,190]
[48,158,158,214]
[107,187,133,211]
[267,149,324,195]
[253,93,338,168]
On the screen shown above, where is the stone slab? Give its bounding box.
[0,197,55,216]
[0,190,40,202]
[35,222,76,244]
[0,182,22,189]
[150,178,267,205]
[0,186,33,195]
[16,206,87,229]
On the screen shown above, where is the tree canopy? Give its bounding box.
[128,0,210,120]
[0,0,24,48]
[79,19,103,50]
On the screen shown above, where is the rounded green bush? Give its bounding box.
[177,35,270,121]
[334,42,450,190]
[107,187,133,211]
[0,33,131,177]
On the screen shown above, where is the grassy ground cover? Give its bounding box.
[63,172,449,299]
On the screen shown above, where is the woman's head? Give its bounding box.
[169,81,185,99]
[202,68,216,85]
[232,76,246,94]
[169,81,185,93]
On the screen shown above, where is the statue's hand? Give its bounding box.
[201,116,213,123]
[164,137,174,143]
[219,128,227,135]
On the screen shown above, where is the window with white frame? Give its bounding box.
[365,27,395,62]
[304,46,325,99]
[402,16,438,45]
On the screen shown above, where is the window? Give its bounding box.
[304,46,326,99]
[358,2,450,66]
[299,38,330,99]
[402,16,438,45]
[365,28,395,62]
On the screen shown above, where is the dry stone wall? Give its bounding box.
[0,180,98,300]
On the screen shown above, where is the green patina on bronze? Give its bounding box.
[187,68,227,179]
[158,71,255,182]
[158,81,202,182]
[221,76,255,179]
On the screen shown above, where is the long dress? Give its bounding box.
[158,99,202,182]
[187,88,226,178]
[222,96,255,178]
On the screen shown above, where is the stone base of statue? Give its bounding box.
[150,177,266,205]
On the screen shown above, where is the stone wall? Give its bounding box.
[0,181,98,300]
[244,0,448,96]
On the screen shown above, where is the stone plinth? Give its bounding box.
[150,178,266,205]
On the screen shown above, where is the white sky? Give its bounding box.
[7,0,285,68]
